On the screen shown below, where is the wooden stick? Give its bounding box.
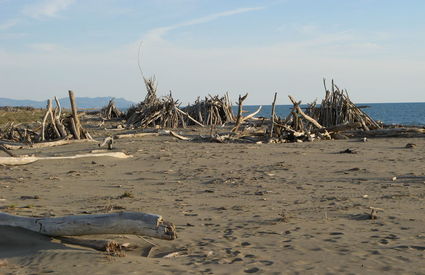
[269,92,277,139]
[40,100,51,141]
[0,144,16,157]
[0,212,176,240]
[68,90,81,139]
[169,131,191,141]
[175,108,204,127]
[114,132,159,139]
[56,237,125,254]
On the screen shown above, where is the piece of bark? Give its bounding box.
[0,212,176,240]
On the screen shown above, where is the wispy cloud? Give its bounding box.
[145,6,265,41]
[0,19,18,30]
[29,43,61,52]
[22,0,75,19]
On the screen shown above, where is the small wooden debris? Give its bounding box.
[339,148,357,154]
[101,99,124,120]
[99,137,114,150]
[369,207,383,220]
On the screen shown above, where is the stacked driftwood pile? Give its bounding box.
[306,80,381,130]
[101,99,123,120]
[0,91,92,144]
[0,122,39,143]
[40,91,92,141]
[182,94,235,126]
[126,77,203,128]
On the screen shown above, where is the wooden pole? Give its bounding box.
[269,92,277,139]
[68,90,81,139]
[232,93,248,132]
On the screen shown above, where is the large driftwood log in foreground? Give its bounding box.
[0,152,132,166]
[0,212,176,240]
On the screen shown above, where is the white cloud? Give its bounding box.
[144,7,265,41]
[22,0,75,19]
[0,19,18,30]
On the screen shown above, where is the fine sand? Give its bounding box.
[0,132,424,274]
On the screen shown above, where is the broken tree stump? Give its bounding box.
[0,212,176,240]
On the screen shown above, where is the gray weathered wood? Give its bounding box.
[0,212,176,240]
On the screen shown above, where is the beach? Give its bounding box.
[1,131,424,274]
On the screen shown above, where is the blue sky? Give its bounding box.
[0,0,424,104]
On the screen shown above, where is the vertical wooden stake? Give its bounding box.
[269,92,277,139]
[68,90,81,139]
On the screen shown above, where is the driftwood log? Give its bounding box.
[0,212,176,240]
[0,139,96,150]
[0,151,132,166]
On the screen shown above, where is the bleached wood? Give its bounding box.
[0,152,132,166]
[0,139,96,150]
[169,131,191,141]
[288,95,324,129]
[69,90,81,139]
[114,132,159,139]
[0,212,176,240]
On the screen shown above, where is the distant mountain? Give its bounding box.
[0,97,136,110]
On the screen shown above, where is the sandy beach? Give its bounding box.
[0,129,424,274]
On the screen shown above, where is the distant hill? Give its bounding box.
[0,97,136,110]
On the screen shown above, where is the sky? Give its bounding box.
[0,0,424,104]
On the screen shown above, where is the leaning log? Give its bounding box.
[0,212,176,240]
[288,95,324,129]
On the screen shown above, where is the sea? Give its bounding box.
[238,103,425,126]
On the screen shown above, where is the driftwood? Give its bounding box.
[289,95,324,129]
[169,131,191,141]
[182,94,234,126]
[0,152,132,166]
[101,99,123,120]
[57,236,128,255]
[232,93,248,132]
[126,77,187,128]
[350,127,425,138]
[269,92,277,139]
[69,90,81,139]
[0,122,40,144]
[0,144,15,157]
[0,139,96,150]
[114,132,160,139]
[306,80,381,130]
[0,212,176,240]
[99,137,114,150]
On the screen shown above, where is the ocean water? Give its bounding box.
[238,102,425,126]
